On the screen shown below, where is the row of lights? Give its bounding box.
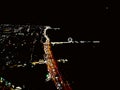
[6,59,68,69]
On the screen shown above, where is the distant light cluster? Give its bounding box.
[0,76,23,90]
[7,59,68,69]
[0,24,100,90]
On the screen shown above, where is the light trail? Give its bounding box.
[5,59,68,69]
[43,26,72,90]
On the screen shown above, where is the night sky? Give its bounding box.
[0,0,112,90]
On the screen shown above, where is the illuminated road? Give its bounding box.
[43,26,72,90]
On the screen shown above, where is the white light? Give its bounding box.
[12,85,15,88]
[24,42,26,44]
[6,61,10,65]
[88,41,91,42]
[22,85,25,88]
[58,60,61,62]
[8,82,11,86]
[65,59,68,62]
[23,63,27,66]
[31,65,34,68]
[27,28,30,32]
[55,77,58,79]
[2,35,6,37]
[53,28,60,30]
[68,37,73,43]
[21,44,24,46]
[11,55,14,58]
[80,41,85,43]
[93,41,100,43]
[18,33,24,36]
[13,43,15,46]
[44,61,47,63]
[15,86,22,90]
[74,41,79,43]
[53,69,55,72]
[63,61,65,63]
[31,33,33,36]
[2,49,5,52]
[6,56,9,59]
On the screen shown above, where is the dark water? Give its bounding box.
[52,43,105,90]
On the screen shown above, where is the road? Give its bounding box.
[43,26,72,90]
